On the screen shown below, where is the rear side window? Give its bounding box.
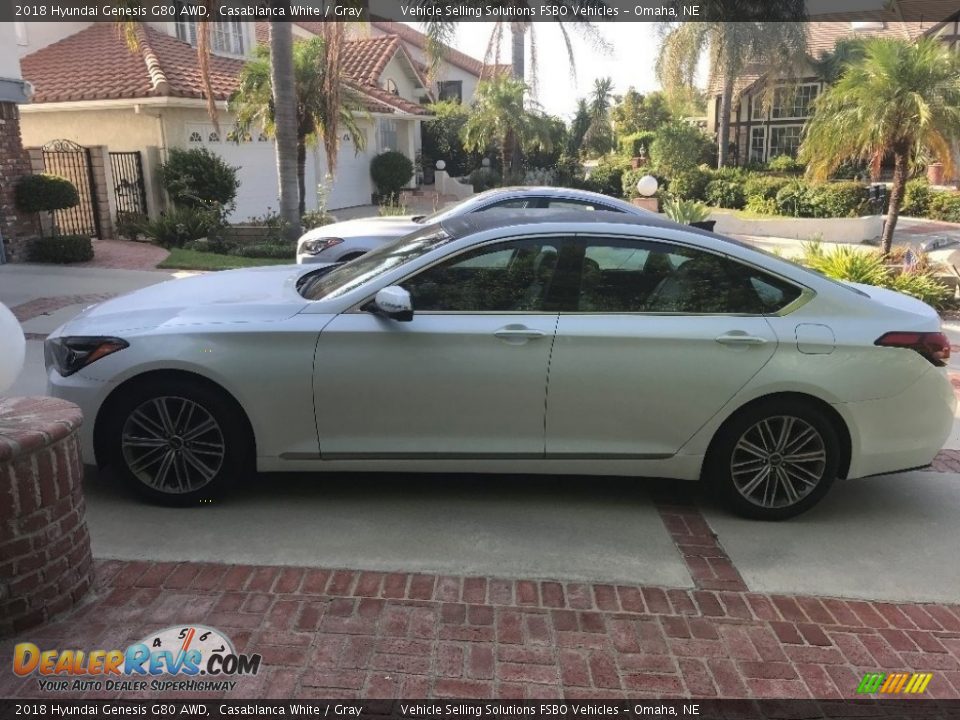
[567,237,803,314]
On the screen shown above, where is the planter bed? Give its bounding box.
[709,210,883,244]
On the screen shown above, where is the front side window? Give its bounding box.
[401,238,565,312]
[569,238,802,314]
[545,199,620,212]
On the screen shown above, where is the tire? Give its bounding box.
[707,399,839,520]
[102,377,252,506]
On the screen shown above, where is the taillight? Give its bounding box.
[875,331,951,366]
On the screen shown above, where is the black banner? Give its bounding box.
[5,0,960,23]
[3,700,960,719]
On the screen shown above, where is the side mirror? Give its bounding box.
[373,286,414,322]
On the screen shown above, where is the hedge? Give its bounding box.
[927,191,960,223]
[28,234,93,263]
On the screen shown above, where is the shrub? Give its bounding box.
[705,178,746,209]
[523,167,559,186]
[15,174,80,214]
[649,122,714,178]
[585,155,632,198]
[808,182,869,218]
[619,130,657,158]
[889,270,953,309]
[468,166,501,192]
[228,242,295,259]
[744,175,792,202]
[378,196,409,217]
[665,168,710,201]
[370,151,414,198]
[28,234,93,263]
[775,180,815,217]
[662,198,711,225]
[301,209,336,230]
[926,191,960,223]
[767,155,805,174]
[745,196,779,215]
[244,210,293,244]
[553,154,587,188]
[831,158,869,180]
[421,101,479,177]
[158,148,239,209]
[806,244,888,286]
[902,178,932,217]
[138,205,220,248]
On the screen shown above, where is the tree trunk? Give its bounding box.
[509,24,525,179]
[880,149,908,256]
[270,20,300,240]
[297,141,307,218]
[717,73,734,169]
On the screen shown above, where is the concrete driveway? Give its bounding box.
[4,263,960,605]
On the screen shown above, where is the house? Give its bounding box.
[0,23,34,263]
[12,19,495,237]
[706,16,960,167]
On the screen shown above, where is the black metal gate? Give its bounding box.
[109,151,148,219]
[40,139,101,238]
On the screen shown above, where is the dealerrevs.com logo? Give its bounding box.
[13,625,261,693]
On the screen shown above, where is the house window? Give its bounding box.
[749,127,767,162]
[378,119,399,152]
[208,130,220,143]
[771,84,819,120]
[188,131,203,143]
[438,80,463,103]
[175,12,245,56]
[384,79,399,95]
[768,125,803,158]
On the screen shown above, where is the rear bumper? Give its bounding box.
[839,368,956,479]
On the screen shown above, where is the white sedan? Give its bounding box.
[296,186,653,264]
[47,211,954,519]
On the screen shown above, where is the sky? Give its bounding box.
[443,23,673,120]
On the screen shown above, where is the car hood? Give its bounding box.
[55,264,320,336]
[299,215,421,242]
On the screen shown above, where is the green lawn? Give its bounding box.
[157,248,294,271]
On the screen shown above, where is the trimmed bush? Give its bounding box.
[138,206,220,248]
[745,196,779,215]
[705,178,746,209]
[28,234,93,264]
[775,181,816,217]
[902,178,932,217]
[926,191,960,223]
[229,242,296,259]
[666,169,711,201]
[767,155,805,174]
[370,151,414,198]
[468,166,501,193]
[744,175,792,202]
[808,182,869,218]
[15,174,79,214]
[158,148,239,209]
[619,131,656,158]
[585,155,632,198]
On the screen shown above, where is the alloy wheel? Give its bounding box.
[121,396,226,494]
[729,415,827,509]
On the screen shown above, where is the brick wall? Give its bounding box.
[0,102,37,262]
[0,397,94,636]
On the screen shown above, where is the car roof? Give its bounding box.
[439,208,716,241]
[475,186,645,210]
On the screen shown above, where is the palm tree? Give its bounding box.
[461,76,553,177]
[656,4,808,167]
[800,38,960,255]
[268,22,300,239]
[583,77,615,156]
[231,38,365,216]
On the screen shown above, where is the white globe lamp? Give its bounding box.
[0,302,25,395]
[636,175,659,198]
[435,160,446,171]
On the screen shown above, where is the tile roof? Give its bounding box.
[21,23,244,103]
[22,22,431,116]
[706,19,953,97]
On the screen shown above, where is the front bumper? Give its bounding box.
[46,366,110,464]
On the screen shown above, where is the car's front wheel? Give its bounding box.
[103,378,251,505]
[709,400,839,520]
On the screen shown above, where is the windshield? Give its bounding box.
[298,226,454,301]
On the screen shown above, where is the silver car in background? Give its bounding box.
[296,186,653,264]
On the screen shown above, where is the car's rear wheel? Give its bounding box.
[104,378,251,505]
[709,400,839,520]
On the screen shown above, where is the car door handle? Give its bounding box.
[715,332,768,346]
[494,325,548,342]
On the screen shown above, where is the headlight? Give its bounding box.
[44,336,128,377]
[300,237,344,255]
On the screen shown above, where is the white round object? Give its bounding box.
[636,175,659,197]
[435,160,446,171]
[482,158,491,168]
[0,302,25,395]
